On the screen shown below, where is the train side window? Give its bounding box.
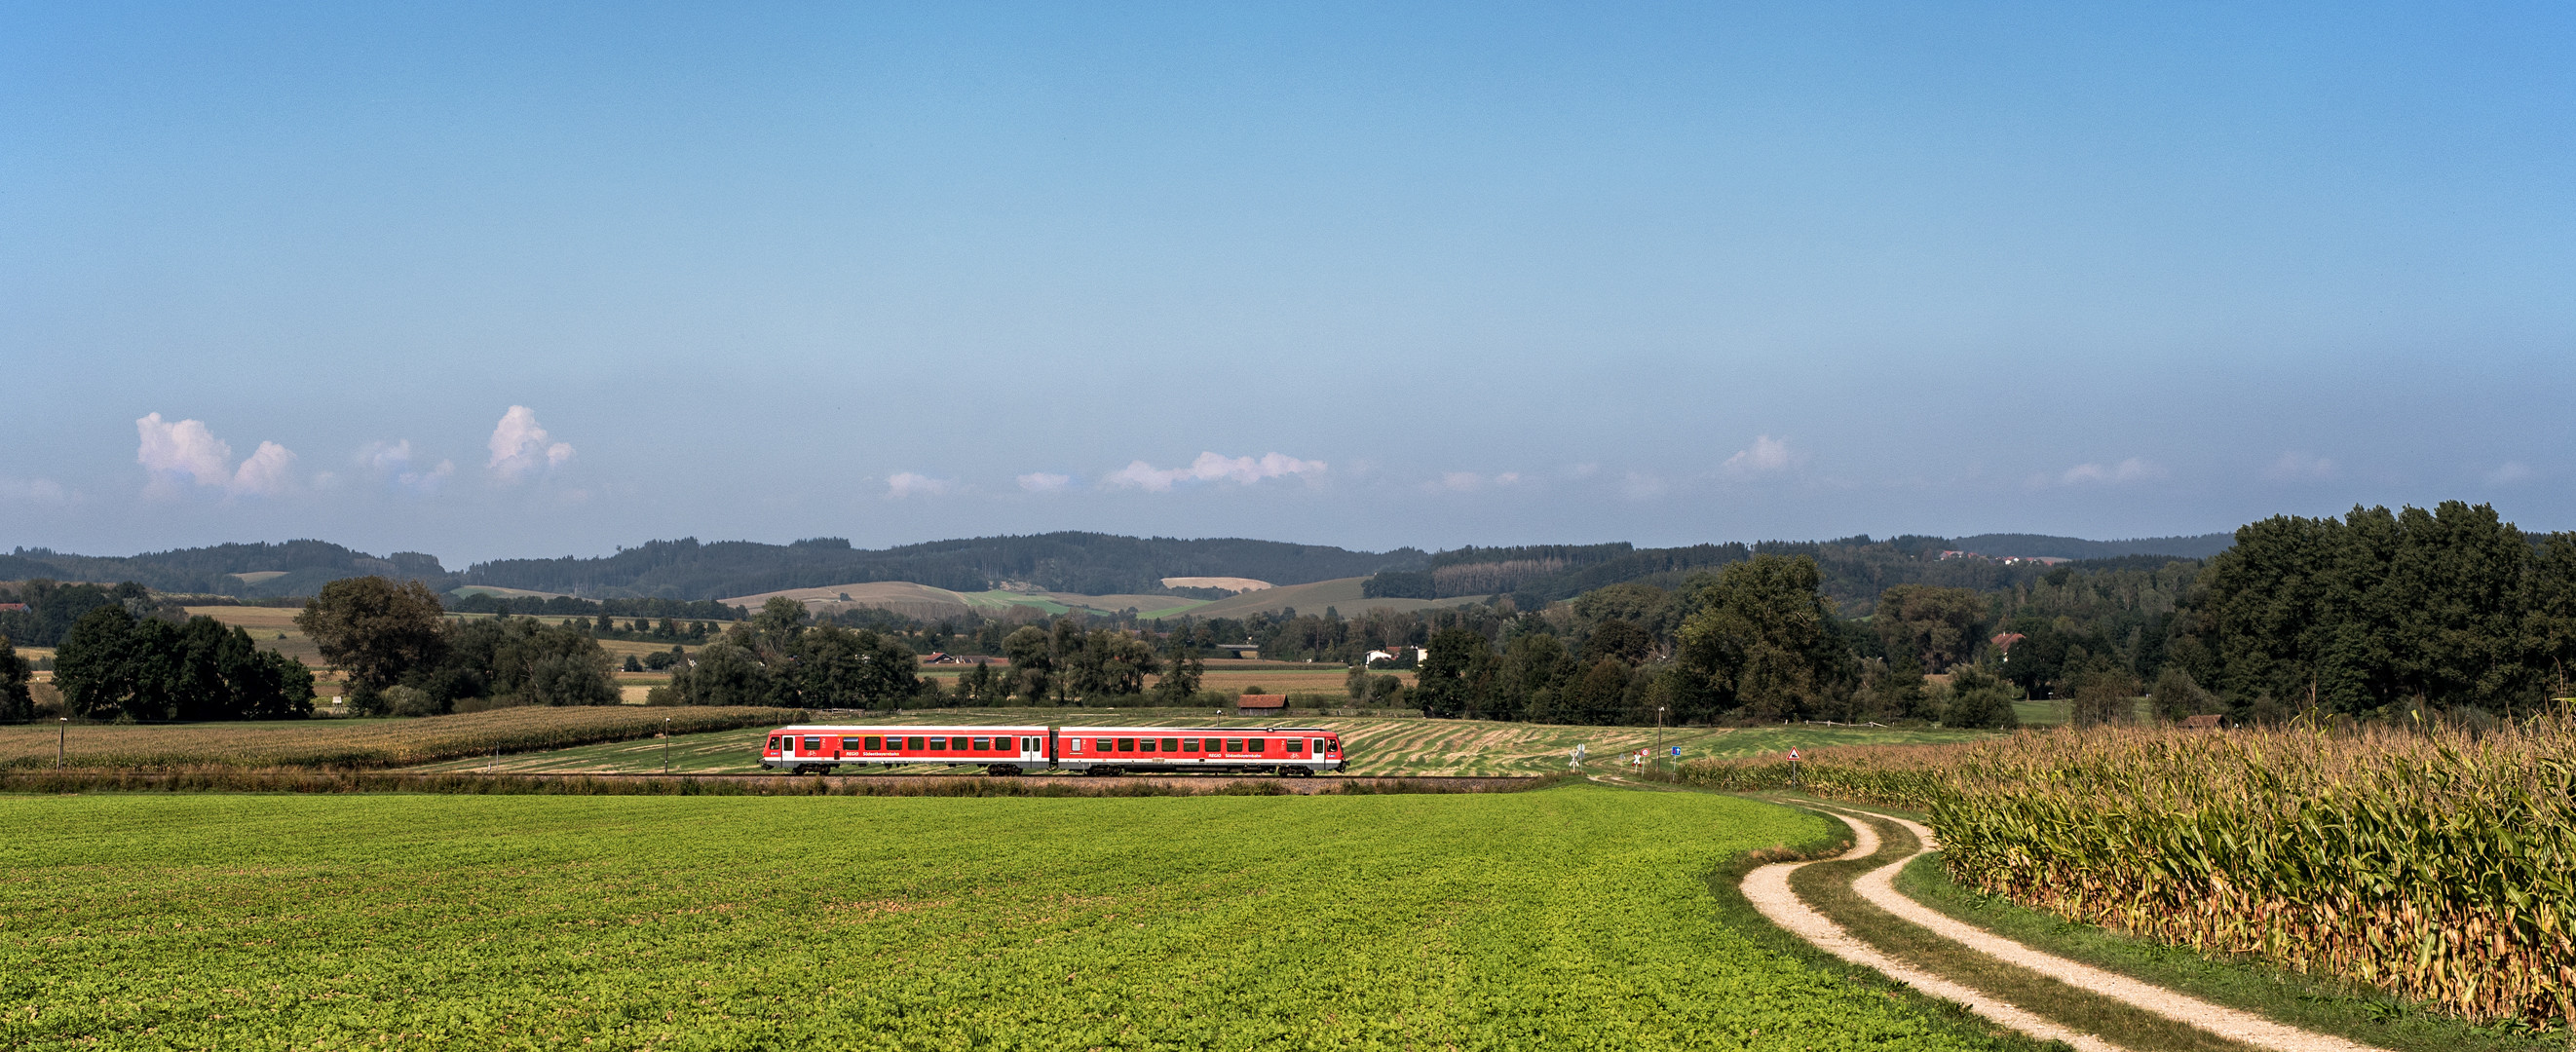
[906,735,925,750]
[1183,739,1200,753]
[1247,739,1267,754]
[1070,738,1084,752]
[1198,738,1218,752]
[1094,738,1112,752]
[1224,738,1243,752]
[972,736,991,751]
[929,736,947,751]
[802,736,822,752]
[1143,738,1160,752]
[1160,737,1181,752]
[1285,739,1305,754]
[1117,737,1135,753]
[1023,737,1039,751]
[864,735,883,750]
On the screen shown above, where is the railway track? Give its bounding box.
[2,768,1548,796]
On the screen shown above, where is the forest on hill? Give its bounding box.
[4,530,2227,607]
[1361,533,2230,615]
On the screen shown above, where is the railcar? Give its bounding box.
[757,724,1345,776]
[762,725,1050,775]
[1050,726,1344,776]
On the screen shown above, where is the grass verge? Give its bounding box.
[1787,809,2259,1052]
[1701,805,2073,1051]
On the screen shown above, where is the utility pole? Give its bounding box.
[57,717,67,770]
[1655,705,1666,775]
[663,717,671,775]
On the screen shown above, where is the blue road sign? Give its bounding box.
[1670,746,1682,756]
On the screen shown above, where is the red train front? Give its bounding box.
[760,724,1345,775]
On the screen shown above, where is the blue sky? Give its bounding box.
[3,3,2570,565]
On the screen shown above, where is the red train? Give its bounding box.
[759,724,1346,776]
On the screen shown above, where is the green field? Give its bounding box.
[406,712,1994,775]
[0,788,2022,1050]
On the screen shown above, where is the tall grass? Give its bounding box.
[1680,717,2576,1029]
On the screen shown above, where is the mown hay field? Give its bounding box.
[1680,719,2576,1030]
[0,788,2024,1051]
[0,707,787,770]
[405,712,1989,776]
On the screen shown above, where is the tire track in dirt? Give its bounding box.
[1779,805,2390,1052]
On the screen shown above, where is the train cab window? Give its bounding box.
[1117,737,1136,753]
[929,736,947,751]
[1247,739,1267,754]
[864,736,884,750]
[1285,740,1305,754]
[1161,737,1181,752]
[1224,738,1244,752]
[802,736,823,752]
[767,736,780,752]
[972,736,991,751]
[906,735,926,750]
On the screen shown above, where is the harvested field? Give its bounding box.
[1174,576,1495,619]
[183,605,326,666]
[0,706,788,770]
[718,582,1212,620]
[1159,576,1271,591]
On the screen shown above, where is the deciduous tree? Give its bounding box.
[297,577,448,700]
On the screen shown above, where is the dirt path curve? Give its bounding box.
[1740,812,2126,1051]
[1802,805,2391,1052]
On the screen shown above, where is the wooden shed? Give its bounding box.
[1235,694,1288,713]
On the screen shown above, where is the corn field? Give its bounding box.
[0,706,796,770]
[1679,717,2576,1029]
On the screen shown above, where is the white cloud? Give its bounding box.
[0,477,71,505]
[486,406,574,480]
[135,413,235,491]
[360,440,456,494]
[1431,470,1525,492]
[230,441,298,496]
[1104,451,1327,492]
[2487,462,2535,486]
[134,413,298,497]
[1016,472,1075,493]
[2265,452,2338,481]
[887,471,958,498]
[2045,458,2168,487]
[1721,435,1796,476]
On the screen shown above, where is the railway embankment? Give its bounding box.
[0,769,1557,796]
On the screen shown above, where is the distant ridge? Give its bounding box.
[2,529,2232,605]
[1943,533,2232,560]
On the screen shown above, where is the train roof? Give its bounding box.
[1054,726,1337,734]
[767,724,1338,734]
